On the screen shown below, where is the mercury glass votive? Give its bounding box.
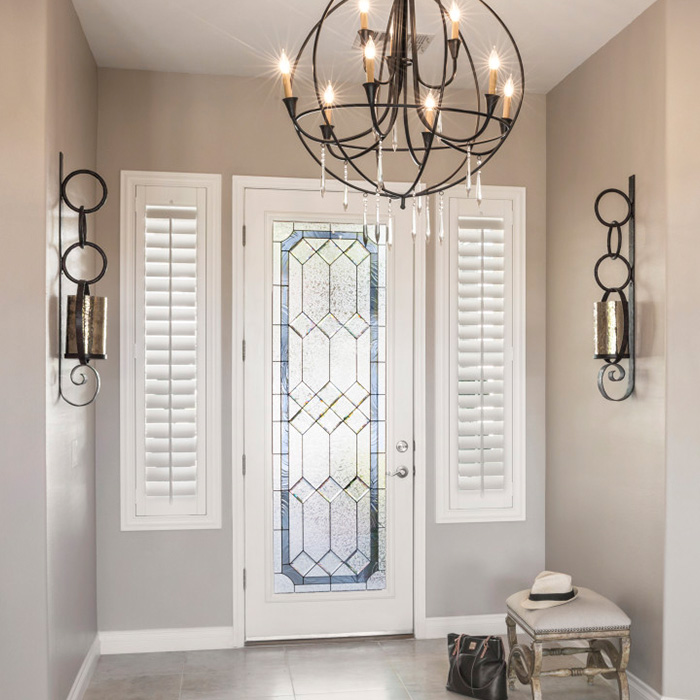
[594,300,627,360]
[65,294,108,361]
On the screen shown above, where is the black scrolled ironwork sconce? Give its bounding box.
[58,152,109,407]
[593,175,636,401]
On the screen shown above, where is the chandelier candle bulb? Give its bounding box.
[424,93,437,129]
[359,0,370,30]
[488,48,500,94]
[503,75,515,119]
[365,37,376,83]
[323,82,335,124]
[279,52,293,98]
[449,3,461,40]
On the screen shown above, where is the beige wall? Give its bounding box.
[45,0,99,698]
[0,0,98,698]
[546,2,667,690]
[663,2,700,698]
[0,2,51,697]
[95,68,547,629]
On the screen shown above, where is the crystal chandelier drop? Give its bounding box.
[278,0,524,210]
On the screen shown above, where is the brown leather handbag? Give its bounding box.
[446,634,508,699]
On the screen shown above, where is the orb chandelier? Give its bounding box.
[278,0,524,234]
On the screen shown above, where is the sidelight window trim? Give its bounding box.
[120,170,222,531]
[433,186,527,524]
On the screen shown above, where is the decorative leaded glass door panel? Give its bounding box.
[243,181,415,640]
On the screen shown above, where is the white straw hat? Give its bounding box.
[521,571,579,610]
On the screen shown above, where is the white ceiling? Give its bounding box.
[72,0,657,94]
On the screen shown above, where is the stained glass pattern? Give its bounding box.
[273,222,387,594]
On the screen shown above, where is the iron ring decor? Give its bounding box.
[61,241,109,286]
[58,153,110,407]
[594,188,633,228]
[594,253,632,293]
[593,175,636,402]
[60,168,108,213]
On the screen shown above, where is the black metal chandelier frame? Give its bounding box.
[283,0,525,205]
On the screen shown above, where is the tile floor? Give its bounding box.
[84,637,622,700]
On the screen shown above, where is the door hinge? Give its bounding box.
[242,339,246,362]
[243,568,247,590]
[242,225,247,247]
[242,454,247,477]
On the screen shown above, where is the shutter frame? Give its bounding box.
[120,172,222,531]
[435,190,526,523]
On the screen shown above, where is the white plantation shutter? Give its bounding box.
[454,217,509,500]
[140,201,201,512]
[436,192,525,522]
[121,174,221,530]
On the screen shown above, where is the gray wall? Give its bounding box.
[663,2,700,698]
[0,1,51,697]
[0,0,97,700]
[546,2,667,690]
[95,68,547,630]
[425,95,547,617]
[1,0,98,698]
[45,0,99,698]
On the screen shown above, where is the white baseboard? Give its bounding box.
[628,673,663,700]
[418,614,507,640]
[99,626,236,655]
[66,635,100,700]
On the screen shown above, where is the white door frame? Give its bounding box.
[231,176,427,646]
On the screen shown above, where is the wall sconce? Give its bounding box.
[593,175,635,401]
[58,152,109,407]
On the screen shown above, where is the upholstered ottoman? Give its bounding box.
[506,587,631,700]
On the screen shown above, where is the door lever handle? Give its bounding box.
[389,466,410,479]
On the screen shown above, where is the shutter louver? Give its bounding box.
[456,217,508,496]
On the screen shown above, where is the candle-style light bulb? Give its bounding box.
[503,75,515,119]
[323,82,335,124]
[365,37,377,83]
[449,3,461,40]
[424,93,437,129]
[279,51,293,98]
[359,0,370,29]
[488,47,500,94]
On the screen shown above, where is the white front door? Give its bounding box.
[242,179,415,641]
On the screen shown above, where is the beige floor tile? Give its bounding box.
[83,673,182,700]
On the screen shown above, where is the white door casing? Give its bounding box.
[241,179,415,641]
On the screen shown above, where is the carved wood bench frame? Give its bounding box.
[506,613,631,700]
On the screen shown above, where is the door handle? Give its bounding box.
[389,466,410,479]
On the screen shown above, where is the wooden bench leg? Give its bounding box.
[530,642,543,700]
[616,637,631,700]
[590,636,631,700]
[506,615,519,690]
[507,637,543,700]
